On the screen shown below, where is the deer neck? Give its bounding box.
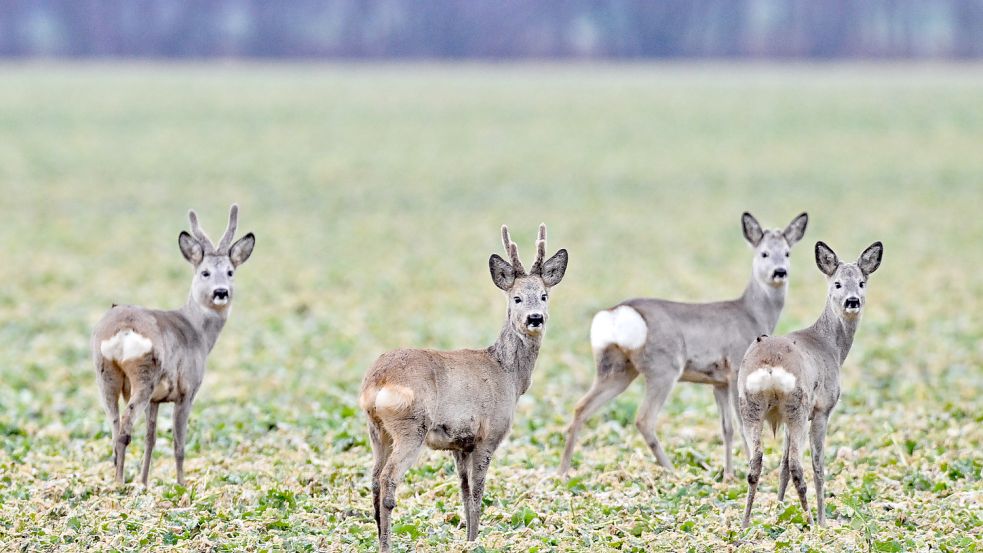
[740,273,786,334]
[807,299,859,366]
[180,296,228,354]
[489,322,542,398]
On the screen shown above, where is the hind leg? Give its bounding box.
[559,346,638,474]
[633,351,681,471]
[368,421,393,538]
[378,421,426,553]
[740,393,767,527]
[785,413,813,525]
[96,359,123,469]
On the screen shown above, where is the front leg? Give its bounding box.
[453,451,473,534]
[466,439,503,542]
[810,412,830,525]
[712,384,735,479]
[172,396,193,486]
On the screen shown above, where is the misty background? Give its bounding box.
[2,0,983,60]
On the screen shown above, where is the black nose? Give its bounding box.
[844,297,860,309]
[773,268,788,278]
[213,288,229,299]
[526,314,544,327]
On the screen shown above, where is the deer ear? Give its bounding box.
[815,241,840,277]
[178,231,203,266]
[489,254,515,291]
[229,232,255,267]
[783,212,808,246]
[858,241,883,276]
[742,212,764,247]
[540,248,568,287]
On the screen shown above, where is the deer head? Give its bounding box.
[488,224,568,337]
[178,204,256,313]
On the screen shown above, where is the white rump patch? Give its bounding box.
[590,305,647,353]
[100,329,153,363]
[374,384,415,412]
[744,366,797,395]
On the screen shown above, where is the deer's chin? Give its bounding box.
[524,324,545,336]
[767,276,787,288]
[842,306,862,319]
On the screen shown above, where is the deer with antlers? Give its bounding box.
[91,204,255,485]
[360,224,568,552]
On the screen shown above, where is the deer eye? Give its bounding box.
[859,281,865,288]
[834,282,842,289]
[201,270,211,278]
[785,252,790,258]
[761,252,769,258]
[513,297,522,304]
[227,270,234,277]
[541,294,548,301]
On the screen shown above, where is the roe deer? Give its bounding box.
[360,224,568,552]
[739,240,883,527]
[560,212,808,479]
[91,204,255,485]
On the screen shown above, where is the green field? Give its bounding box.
[0,64,980,551]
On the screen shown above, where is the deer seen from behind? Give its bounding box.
[739,240,883,527]
[360,224,568,552]
[91,204,256,485]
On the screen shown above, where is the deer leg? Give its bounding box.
[741,396,765,528]
[115,382,154,485]
[730,377,750,458]
[96,360,123,468]
[378,425,426,553]
[465,440,501,542]
[713,384,736,480]
[785,414,813,525]
[368,421,392,538]
[634,361,679,471]
[810,413,830,525]
[140,401,159,486]
[559,346,637,474]
[172,397,193,486]
[453,451,473,535]
[778,430,791,501]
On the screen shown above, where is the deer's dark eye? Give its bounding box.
[541,294,548,301]
[761,252,769,258]
[859,281,865,288]
[785,252,790,258]
[227,270,234,277]
[513,297,522,304]
[202,270,210,278]
[834,282,842,289]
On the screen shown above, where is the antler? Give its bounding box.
[501,225,526,276]
[529,223,547,275]
[216,204,239,252]
[188,209,216,253]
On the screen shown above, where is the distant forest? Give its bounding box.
[2,0,982,59]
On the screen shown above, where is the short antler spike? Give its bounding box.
[501,224,526,275]
[530,223,547,274]
[188,209,216,253]
[216,204,239,252]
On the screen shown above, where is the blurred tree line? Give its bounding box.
[2,0,982,59]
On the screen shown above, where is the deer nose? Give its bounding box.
[844,297,861,309]
[213,288,229,300]
[526,314,544,327]
[772,268,788,279]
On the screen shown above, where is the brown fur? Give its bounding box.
[361,224,568,552]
